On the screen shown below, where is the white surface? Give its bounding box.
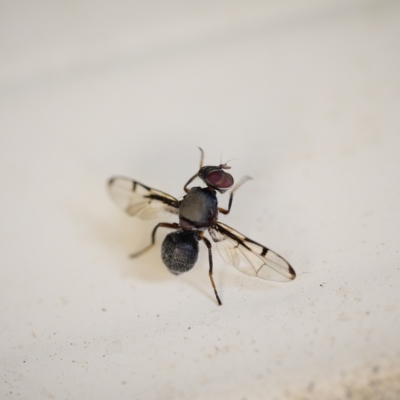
[1,1,400,399]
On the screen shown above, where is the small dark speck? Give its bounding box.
[188,327,191,330]
[320,284,323,287]
[102,308,106,312]
[121,381,126,385]
[157,314,160,317]
[23,361,26,363]
[372,365,380,373]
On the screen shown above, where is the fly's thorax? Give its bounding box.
[179,187,218,227]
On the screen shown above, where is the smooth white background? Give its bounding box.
[1,1,400,399]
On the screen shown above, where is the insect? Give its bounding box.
[108,148,296,305]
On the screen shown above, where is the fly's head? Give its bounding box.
[198,163,234,193]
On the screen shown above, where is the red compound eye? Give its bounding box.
[206,170,233,189]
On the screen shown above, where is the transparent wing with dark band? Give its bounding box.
[108,176,179,219]
[209,222,295,282]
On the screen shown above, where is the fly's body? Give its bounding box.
[108,148,296,305]
[179,187,218,230]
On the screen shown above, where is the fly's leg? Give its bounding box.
[218,175,252,215]
[200,235,222,306]
[130,222,180,258]
[183,147,204,193]
[183,173,198,193]
[198,147,204,168]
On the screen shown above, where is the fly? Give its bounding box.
[108,148,296,305]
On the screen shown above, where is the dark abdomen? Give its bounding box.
[161,230,199,275]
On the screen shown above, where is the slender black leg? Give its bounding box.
[130,222,180,258]
[183,173,198,193]
[218,175,252,215]
[198,147,204,168]
[201,235,222,306]
[183,148,204,193]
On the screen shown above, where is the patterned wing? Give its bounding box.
[209,222,295,282]
[108,176,179,219]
